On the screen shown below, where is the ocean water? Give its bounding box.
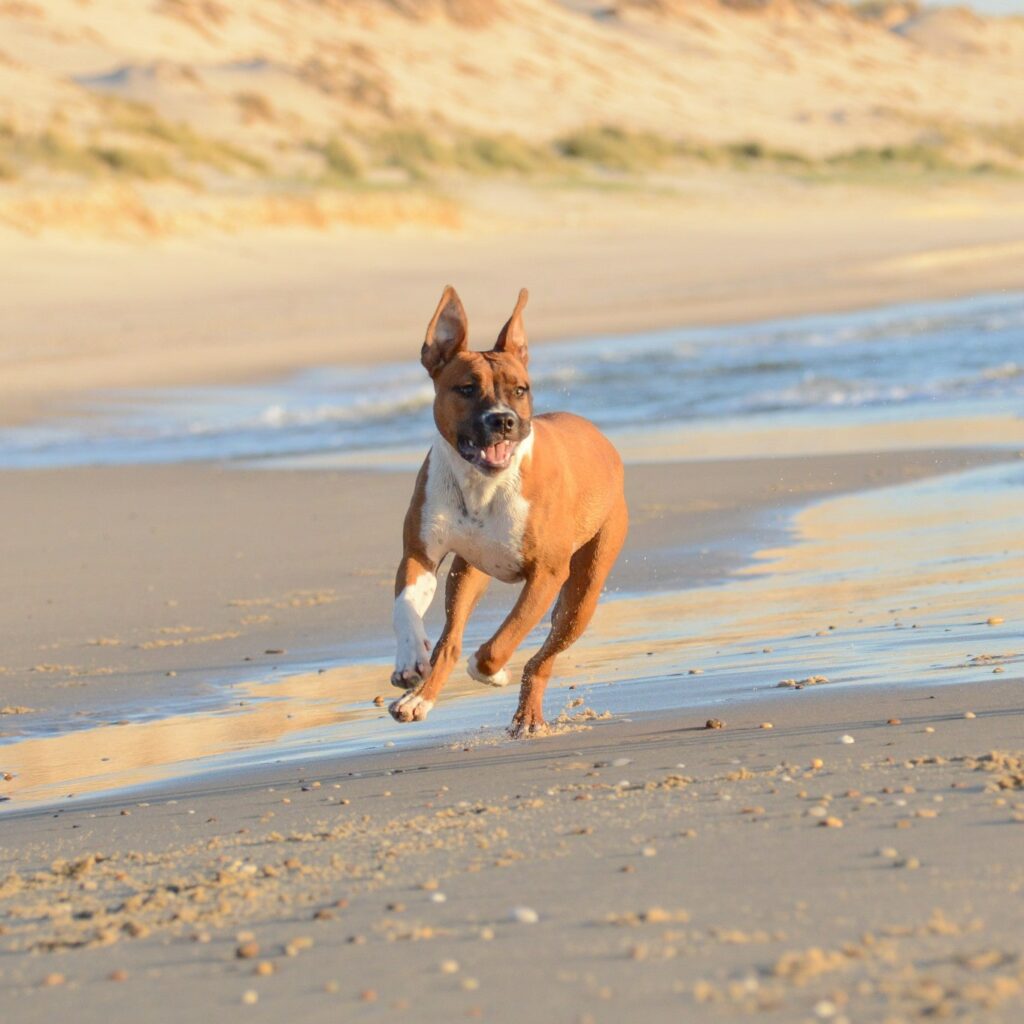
[2,291,1023,468]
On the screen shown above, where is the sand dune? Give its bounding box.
[2,0,1024,234]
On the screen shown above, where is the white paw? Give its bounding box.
[467,653,510,688]
[389,691,435,723]
[392,637,431,690]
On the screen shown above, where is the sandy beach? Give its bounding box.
[3,1,1024,1018]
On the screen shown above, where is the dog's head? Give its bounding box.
[421,285,533,474]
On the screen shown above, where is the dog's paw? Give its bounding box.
[389,690,435,723]
[467,652,510,688]
[509,707,547,739]
[392,638,432,690]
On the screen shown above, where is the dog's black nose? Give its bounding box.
[484,410,518,435]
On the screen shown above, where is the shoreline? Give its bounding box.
[4,181,1024,427]
[0,445,1014,814]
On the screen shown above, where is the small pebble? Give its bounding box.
[963,711,976,719]
[461,978,480,992]
[924,726,935,734]
[255,962,274,977]
[109,969,128,983]
[360,989,378,1003]
[440,960,460,974]
[236,942,260,959]
[510,906,539,924]
[810,758,824,770]
[641,846,658,857]
[887,718,901,726]
[705,718,724,730]
[986,617,1004,626]
[373,695,385,707]
[611,757,632,768]
[760,722,774,730]
[839,735,855,745]
[429,892,447,903]
[241,990,258,1006]
[819,817,844,828]
[42,973,65,987]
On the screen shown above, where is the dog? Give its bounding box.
[388,286,628,736]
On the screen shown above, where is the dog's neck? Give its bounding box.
[433,428,534,513]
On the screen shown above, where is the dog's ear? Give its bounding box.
[421,285,468,377]
[493,287,529,366]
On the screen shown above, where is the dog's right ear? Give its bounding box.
[421,285,468,377]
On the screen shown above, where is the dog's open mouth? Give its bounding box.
[457,437,518,472]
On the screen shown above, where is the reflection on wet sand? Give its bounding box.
[2,461,1021,810]
[591,461,1023,689]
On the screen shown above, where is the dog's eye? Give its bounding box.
[454,383,476,397]
[513,385,529,398]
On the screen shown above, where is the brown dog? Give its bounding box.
[388,286,628,735]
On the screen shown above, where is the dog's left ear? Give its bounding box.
[493,287,529,367]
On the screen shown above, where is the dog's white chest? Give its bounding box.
[420,438,532,583]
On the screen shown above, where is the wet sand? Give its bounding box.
[0,448,1005,723]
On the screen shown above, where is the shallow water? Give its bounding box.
[3,458,1020,811]
[2,292,1023,468]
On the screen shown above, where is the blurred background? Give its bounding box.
[3,0,1024,433]
[2,0,1024,235]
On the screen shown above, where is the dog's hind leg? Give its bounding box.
[511,498,628,737]
[391,556,490,722]
[468,564,568,688]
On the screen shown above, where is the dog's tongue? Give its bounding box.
[483,441,509,465]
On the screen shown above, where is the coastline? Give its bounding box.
[4,181,1024,427]
[0,444,1016,814]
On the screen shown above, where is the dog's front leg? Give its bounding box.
[390,552,437,693]
[468,565,567,692]
[391,556,490,723]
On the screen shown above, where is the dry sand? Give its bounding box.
[1,681,1022,1023]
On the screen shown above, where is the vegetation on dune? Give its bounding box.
[2,99,1022,199]
[451,133,559,175]
[0,101,269,186]
[316,137,364,182]
[555,125,678,172]
[371,126,452,180]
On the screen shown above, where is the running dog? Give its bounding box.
[388,286,627,735]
